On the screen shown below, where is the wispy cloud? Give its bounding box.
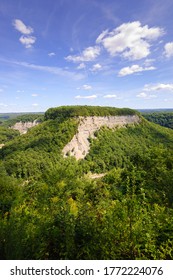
[77,63,86,69]
[119,64,156,76]
[75,94,97,99]
[48,52,56,57]
[0,102,8,107]
[90,63,102,72]
[144,58,155,67]
[2,58,84,80]
[144,83,173,91]
[137,82,173,99]
[136,92,157,99]
[65,46,100,62]
[31,93,38,97]
[103,94,119,98]
[77,84,92,90]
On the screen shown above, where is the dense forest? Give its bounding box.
[142,112,173,129]
[0,106,173,260]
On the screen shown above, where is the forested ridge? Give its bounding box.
[142,111,173,129]
[0,106,173,260]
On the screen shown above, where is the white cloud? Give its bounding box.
[19,35,36,48]
[138,82,173,99]
[164,42,173,58]
[96,21,164,60]
[31,94,38,97]
[144,83,173,91]
[136,92,157,99]
[32,103,39,107]
[118,64,156,76]
[0,89,4,93]
[75,95,97,99]
[48,52,56,57]
[13,19,33,35]
[65,46,100,62]
[91,63,102,72]
[77,63,86,69]
[13,19,36,48]
[103,94,118,98]
[77,84,92,90]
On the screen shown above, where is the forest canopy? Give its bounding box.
[0,106,173,260]
[44,105,138,121]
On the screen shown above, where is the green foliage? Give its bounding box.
[143,112,173,129]
[0,118,78,179]
[1,114,44,128]
[0,127,19,143]
[44,105,137,121]
[0,106,173,260]
[1,164,173,260]
[85,120,173,172]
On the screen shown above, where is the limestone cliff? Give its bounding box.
[11,120,40,134]
[62,115,140,160]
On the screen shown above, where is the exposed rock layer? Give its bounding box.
[11,120,39,134]
[62,115,140,160]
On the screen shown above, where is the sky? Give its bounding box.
[0,0,173,112]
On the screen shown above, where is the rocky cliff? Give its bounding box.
[11,120,40,134]
[62,115,140,160]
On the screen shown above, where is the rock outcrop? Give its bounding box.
[62,115,140,160]
[11,120,40,134]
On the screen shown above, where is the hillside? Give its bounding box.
[0,106,173,260]
[142,111,173,129]
[63,115,140,159]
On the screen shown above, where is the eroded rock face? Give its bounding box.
[11,120,40,134]
[62,115,140,160]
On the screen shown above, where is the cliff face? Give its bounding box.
[62,115,140,160]
[11,120,40,134]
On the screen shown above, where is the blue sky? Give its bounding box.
[0,0,173,112]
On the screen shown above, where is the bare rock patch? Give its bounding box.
[62,115,140,160]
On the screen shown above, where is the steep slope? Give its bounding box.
[0,105,173,179]
[63,115,140,159]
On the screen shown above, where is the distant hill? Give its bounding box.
[142,111,173,129]
[0,112,44,124]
